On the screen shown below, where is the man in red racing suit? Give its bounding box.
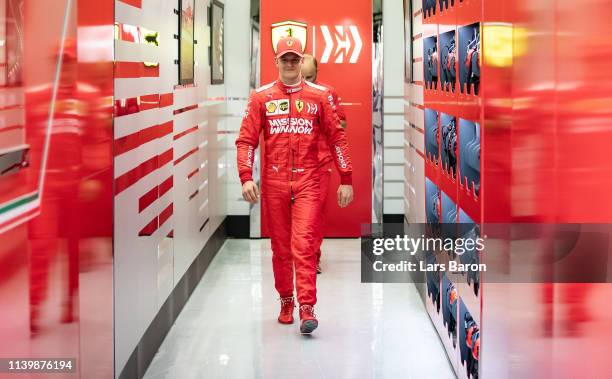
[301,54,347,274]
[236,37,354,334]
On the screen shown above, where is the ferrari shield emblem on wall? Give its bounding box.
[271,20,307,54]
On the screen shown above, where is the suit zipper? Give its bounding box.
[289,92,295,205]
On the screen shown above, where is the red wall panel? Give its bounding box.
[417,0,612,377]
[481,0,612,377]
[260,0,372,237]
[0,0,114,377]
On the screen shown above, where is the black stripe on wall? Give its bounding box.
[226,215,250,238]
[383,214,405,224]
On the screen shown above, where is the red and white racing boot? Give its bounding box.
[299,304,318,334]
[278,297,295,324]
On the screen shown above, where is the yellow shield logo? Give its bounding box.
[271,21,307,54]
[295,100,304,113]
[267,102,277,114]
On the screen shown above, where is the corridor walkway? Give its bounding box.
[144,239,455,379]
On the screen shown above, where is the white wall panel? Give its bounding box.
[384,198,404,213]
[113,109,161,138]
[383,114,405,131]
[113,137,156,178]
[412,105,424,128]
[173,133,199,161]
[410,83,424,105]
[173,85,199,109]
[113,0,235,376]
[383,0,405,97]
[384,182,404,197]
[173,109,197,135]
[413,60,424,82]
[411,125,425,154]
[413,37,423,59]
[227,99,248,115]
[384,165,405,181]
[115,1,147,27]
[404,0,425,225]
[414,153,426,223]
[413,13,423,35]
[114,77,161,99]
[224,0,252,216]
[381,0,406,216]
[228,198,250,215]
[384,97,404,113]
[226,115,243,132]
[384,148,404,164]
[115,39,159,62]
[384,131,404,147]
[156,237,174,310]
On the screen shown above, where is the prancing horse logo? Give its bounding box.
[295,99,304,113]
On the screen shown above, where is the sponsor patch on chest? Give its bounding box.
[268,118,314,135]
[294,99,318,115]
[265,99,290,115]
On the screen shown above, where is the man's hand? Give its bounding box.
[337,185,354,208]
[242,181,260,203]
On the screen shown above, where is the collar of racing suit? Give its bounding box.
[276,78,304,94]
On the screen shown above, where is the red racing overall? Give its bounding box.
[236,79,352,306]
[314,82,347,262]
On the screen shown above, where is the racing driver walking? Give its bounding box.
[236,36,354,334]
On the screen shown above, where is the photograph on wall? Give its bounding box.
[458,209,480,297]
[459,23,480,95]
[425,178,441,237]
[424,35,438,90]
[250,23,260,88]
[441,191,457,224]
[425,108,439,163]
[179,0,195,85]
[423,0,437,19]
[211,0,224,84]
[404,0,412,83]
[459,298,480,379]
[425,178,440,225]
[439,0,455,13]
[441,191,458,245]
[441,274,458,350]
[440,112,457,177]
[440,30,456,92]
[426,251,442,314]
[459,119,480,196]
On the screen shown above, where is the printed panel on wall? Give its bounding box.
[179,0,195,85]
[210,0,224,84]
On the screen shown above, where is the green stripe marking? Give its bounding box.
[0,193,39,216]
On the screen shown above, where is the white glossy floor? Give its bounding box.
[144,239,455,379]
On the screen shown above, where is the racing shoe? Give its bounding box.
[278,297,295,324]
[299,304,318,334]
